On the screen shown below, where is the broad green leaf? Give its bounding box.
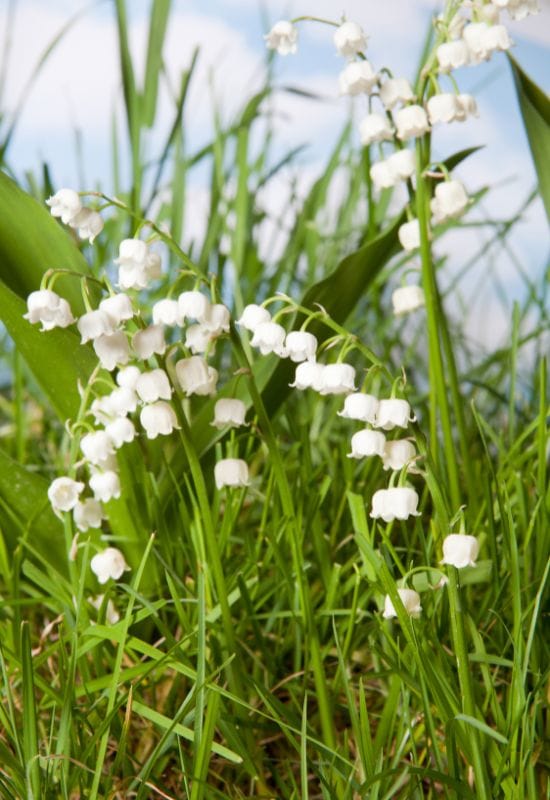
[0,447,64,564]
[0,281,96,422]
[0,171,90,305]
[508,55,550,224]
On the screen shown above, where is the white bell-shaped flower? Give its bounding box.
[392,285,425,315]
[319,363,356,395]
[389,149,416,180]
[430,180,469,224]
[370,160,397,190]
[202,303,230,336]
[455,94,479,122]
[89,470,121,502]
[115,239,149,290]
[427,93,460,125]
[379,78,414,109]
[237,304,271,332]
[77,309,115,344]
[250,321,287,356]
[24,290,75,331]
[214,458,250,490]
[99,294,134,327]
[175,356,218,396]
[185,324,213,354]
[264,20,298,55]
[375,398,415,430]
[90,547,130,584]
[116,365,141,390]
[105,386,138,416]
[132,325,166,360]
[290,362,326,391]
[507,0,540,21]
[359,113,394,145]
[370,487,420,522]
[140,401,179,439]
[135,368,172,403]
[48,477,85,512]
[398,219,420,251]
[339,61,378,95]
[383,588,422,619]
[93,332,130,371]
[178,291,210,323]
[46,188,82,224]
[463,22,512,64]
[333,21,367,57]
[152,298,182,327]
[436,40,470,72]
[212,398,247,429]
[338,392,379,423]
[105,417,136,448]
[73,498,104,532]
[69,207,103,243]
[348,429,386,459]
[382,439,417,471]
[80,430,116,466]
[285,331,317,363]
[441,534,479,569]
[394,105,430,140]
[89,594,120,624]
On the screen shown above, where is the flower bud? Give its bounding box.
[383,588,422,619]
[214,458,250,489]
[441,534,479,568]
[90,547,129,584]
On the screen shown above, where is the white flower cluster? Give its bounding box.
[46,188,104,244]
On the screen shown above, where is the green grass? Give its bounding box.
[0,1,549,798]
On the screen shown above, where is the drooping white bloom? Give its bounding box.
[48,477,85,512]
[152,298,182,327]
[392,285,425,315]
[115,239,149,290]
[99,293,134,327]
[237,304,271,332]
[89,470,121,502]
[135,369,172,403]
[359,113,394,146]
[436,40,470,72]
[69,207,104,243]
[105,386,138,416]
[212,398,247,429]
[370,149,415,191]
[250,321,287,356]
[398,219,420,251]
[339,61,378,95]
[441,534,480,568]
[463,22,512,64]
[370,160,398,191]
[507,0,540,21]
[116,365,141,391]
[104,417,136,448]
[90,547,129,584]
[202,303,231,336]
[73,498,104,532]
[140,401,179,439]
[348,429,386,459]
[24,290,75,331]
[77,309,115,344]
[455,94,479,122]
[185,324,213,354]
[290,362,326,391]
[333,21,367,57]
[175,356,218,396]
[430,180,469,224]
[214,458,250,490]
[383,588,422,619]
[394,105,430,140]
[338,393,379,423]
[93,331,130,371]
[80,430,116,466]
[427,93,460,125]
[382,439,417,471]
[89,594,120,624]
[264,20,298,55]
[46,188,82,224]
[132,325,166,360]
[319,363,356,395]
[375,398,415,430]
[178,291,210,323]
[370,487,421,522]
[285,331,317,363]
[379,77,414,109]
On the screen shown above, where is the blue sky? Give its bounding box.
[2,0,549,346]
